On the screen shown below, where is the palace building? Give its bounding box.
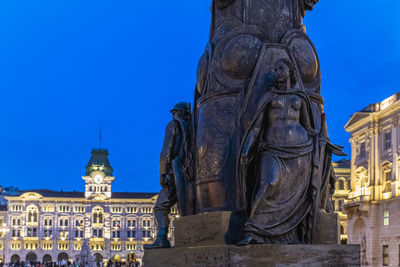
[344,92,400,266]
[332,159,351,244]
[0,149,177,265]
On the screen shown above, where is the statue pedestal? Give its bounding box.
[143,243,360,266]
[143,212,360,266]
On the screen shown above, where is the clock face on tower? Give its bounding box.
[94,174,104,184]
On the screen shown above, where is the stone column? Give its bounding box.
[392,118,399,196]
[370,121,380,200]
[349,137,356,192]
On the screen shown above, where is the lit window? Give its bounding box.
[384,209,390,226]
[384,170,392,193]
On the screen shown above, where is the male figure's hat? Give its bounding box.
[171,102,190,113]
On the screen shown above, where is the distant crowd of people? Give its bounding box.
[0,261,140,267]
[0,261,77,267]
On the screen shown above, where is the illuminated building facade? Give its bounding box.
[344,92,400,266]
[0,205,7,263]
[1,149,176,265]
[332,159,351,244]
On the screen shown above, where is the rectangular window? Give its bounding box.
[385,170,392,181]
[385,132,392,150]
[384,170,392,192]
[44,229,52,237]
[383,245,389,266]
[127,220,136,227]
[384,209,390,226]
[360,142,366,158]
[93,229,102,238]
[127,230,136,238]
[143,219,151,227]
[27,228,37,237]
[142,230,151,238]
[112,230,121,238]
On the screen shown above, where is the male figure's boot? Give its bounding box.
[143,211,171,249]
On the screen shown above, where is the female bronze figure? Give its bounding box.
[238,58,317,244]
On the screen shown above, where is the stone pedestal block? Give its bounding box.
[144,212,358,266]
[312,211,340,245]
[174,211,339,246]
[143,244,360,266]
[174,211,246,246]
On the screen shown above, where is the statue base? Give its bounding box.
[143,212,360,266]
[174,210,340,246]
[143,244,360,266]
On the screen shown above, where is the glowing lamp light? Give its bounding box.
[383,192,391,200]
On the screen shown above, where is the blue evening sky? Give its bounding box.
[0,1,399,193]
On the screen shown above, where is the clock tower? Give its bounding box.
[82,149,115,200]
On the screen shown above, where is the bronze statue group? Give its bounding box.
[145,0,343,249]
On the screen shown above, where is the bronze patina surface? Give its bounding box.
[148,0,345,247]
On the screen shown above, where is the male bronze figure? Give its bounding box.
[144,102,193,249]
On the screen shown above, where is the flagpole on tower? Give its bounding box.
[99,124,102,149]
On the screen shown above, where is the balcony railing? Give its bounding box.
[344,195,371,205]
[24,236,39,241]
